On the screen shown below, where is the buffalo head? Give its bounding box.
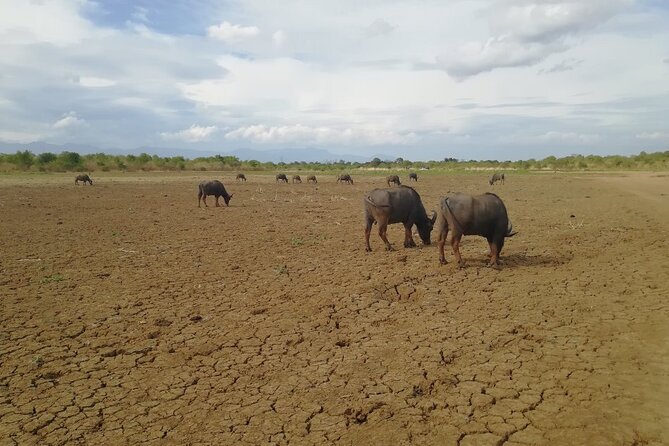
[418,211,437,245]
[223,193,234,206]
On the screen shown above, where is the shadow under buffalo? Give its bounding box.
[499,252,570,268]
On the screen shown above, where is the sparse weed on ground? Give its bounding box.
[39,274,64,284]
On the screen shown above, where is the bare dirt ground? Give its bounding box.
[1,171,668,446]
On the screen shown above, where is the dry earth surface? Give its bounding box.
[1,171,668,445]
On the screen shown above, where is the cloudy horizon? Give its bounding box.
[1,0,668,161]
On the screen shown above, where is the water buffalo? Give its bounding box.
[292,175,302,183]
[409,173,418,182]
[364,185,436,252]
[307,175,317,184]
[386,175,401,186]
[337,174,353,184]
[198,180,233,208]
[489,173,505,185]
[236,173,247,182]
[436,192,516,267]
[276,174,289,183]
[75,174,93,185]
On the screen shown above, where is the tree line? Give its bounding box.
[0,150,668,173]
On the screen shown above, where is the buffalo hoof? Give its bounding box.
[488,262,502,270]
[404,241,416,248]
[439,258,447,265]
[385,246,395,252]
[365,247,372,252]
[457,261,466,269]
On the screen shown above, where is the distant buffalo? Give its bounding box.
[75,174,93,185]
[436,192,516,267]
[386,175,401,187]
[409,173,418,182]
[489,173,505,185]
[236,173,247,182]
[198,180,233,208]
[276,174,289,183]
[337,174,353,184]
[307,175,317,184]
[364,185,436,252]
[292,175,302,183]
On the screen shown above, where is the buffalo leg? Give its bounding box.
[437,226,449,264]
[488,243,500,267]
[404,224,416,248]
[198,192,203,207]
[364,219,373,252]
[451,232,465,267]
[378,219,393,251]
[202,195,208,207]
[215,196,220,207]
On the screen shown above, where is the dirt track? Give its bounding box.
[1,171,668,445]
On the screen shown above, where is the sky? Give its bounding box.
[0,0,668,161]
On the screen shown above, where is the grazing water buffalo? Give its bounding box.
[337,174,353,184]
[436,192,516,267]
[307,175,317,184]
[75,174,93,185]
[198,180,233,208]
[276,174,289,183]
[489,173,505,185]
[292,175,302,183]
[364,185,436,252]
[409,172,418,182]
[386,175,401,186]
[236,173,247,182]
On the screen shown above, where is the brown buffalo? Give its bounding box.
[292,175,302,183]
[198,180,233,207]
[386,175,401,186]
[364,185,436,252]
[307,175,317,184]
[236,173,247,182]
[75,174,93,185]
[337,174,353,184]
[436,192,516,267]
[276,174,289,183]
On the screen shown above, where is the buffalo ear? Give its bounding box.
[229,193,234,198]
[430,211,437,224]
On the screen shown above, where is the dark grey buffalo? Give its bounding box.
[364,185,436,252]
[292,175,302,184]
[198,180,233,208]
[337,174,353,184]
[75,174,93,185]
[386,175,401,187]
[489,173,505,185]
[276,174,288,183]
[409,173,418,182]
[307,175,317,184]
[436,192,516,267]
[236,173,247,182]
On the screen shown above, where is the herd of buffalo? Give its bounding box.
[76,171,513,267]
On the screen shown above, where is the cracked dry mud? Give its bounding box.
[1,172,668,445]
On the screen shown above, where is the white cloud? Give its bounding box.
[53,112,86,130]
[78,76,117,88]
[540,131,600,143]
[225,124,414,146]
[491,0,634,43]
[207,21,259,42]
[439,0,634,79]
[438,35,567,80]
[272,30,286,46]
[161,125,217,142]
[636,132,669,140]
[366,18,396,37]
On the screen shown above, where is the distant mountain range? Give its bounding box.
[0,141,394,163]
